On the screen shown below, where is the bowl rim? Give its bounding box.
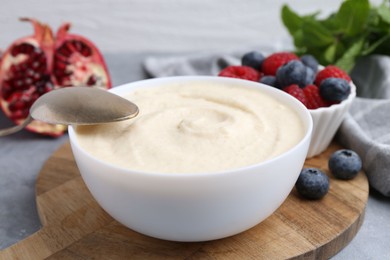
[68,76,313,178]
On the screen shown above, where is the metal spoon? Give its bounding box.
[0,87,139,136]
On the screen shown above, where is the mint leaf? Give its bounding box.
[362,34,390,55]
[281,5,303,35]
[367,7,380,27]
[301,20,334,47]
[324,43,337,63]
[321,14,343,34]
[335,0,370,37]
[292,29,305,48]
[335,37,365,72]
[377,2,390,24]
[281,0,390,71]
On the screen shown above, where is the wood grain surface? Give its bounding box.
[1,141,369,259]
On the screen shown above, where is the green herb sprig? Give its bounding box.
[281,0,390,72]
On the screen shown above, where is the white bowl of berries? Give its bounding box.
[218,51,356,158]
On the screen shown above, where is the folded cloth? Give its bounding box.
[143,45,279,78]
[144,52,240,78]
[337,98,390,197]
[143,52,390,196]
[351,55,390,99]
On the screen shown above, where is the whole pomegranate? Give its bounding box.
[0,18,112,136]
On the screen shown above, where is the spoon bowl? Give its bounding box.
[31,87,139,125]
[0,87,139,136]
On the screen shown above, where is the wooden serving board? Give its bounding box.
[1,141,368,259]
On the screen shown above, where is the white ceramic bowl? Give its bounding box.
[68,76,313,242]
[307,82,356,158]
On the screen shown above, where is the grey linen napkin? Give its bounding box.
[337,99,390,197]
[144,52,240,78]
[144,45,279,78]
[143,52,390,196]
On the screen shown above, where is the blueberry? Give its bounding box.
[260,75,277,87]
[295,168,329,200]
[304,66,315,85]
[276,60,307,88]
[241,51,265,70]
[329,149,362,180]
[300,54,319,73]
[319,78,351,102]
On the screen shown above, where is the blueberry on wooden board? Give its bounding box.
[295,168,329,200]
[329,149,362,180]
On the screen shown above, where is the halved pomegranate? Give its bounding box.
[0,18,112,136]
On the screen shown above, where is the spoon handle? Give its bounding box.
[0,115,33,136]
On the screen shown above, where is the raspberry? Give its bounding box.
[315,65,351,85]
[284,84,307,106]
[303,84,330,109]
[218,65,261,81]
[262,52,299,76]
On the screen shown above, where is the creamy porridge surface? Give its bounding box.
[75,82,305,173]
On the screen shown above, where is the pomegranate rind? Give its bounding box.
[26,121,67,137]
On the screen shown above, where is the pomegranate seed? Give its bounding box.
[32,73,41,81]
[40,74,51,82]
[58,43,72,57]
[13,79,24,89]
[30,93,40,102]
[30,48,43,58]
[80,44,90,56]
[10,109,29,120]
[70,40,92,57]
[22,44,35,54]
[36,81,54,94]
[54,68,72,78]
[54,52,68,63]
[37,64,47,73]
[1,82,12,100]
[26,69,35,77]
[20,63,28,71]
[10,65,20,74]
[72,40,82,51]
[8,99,25,112]
[24,78,33,86]
[55,60,67,70]
[31,61,40,69]
[11,43,34,56]
[81,48,92,57]
[86,75,97,86]
[66,40,77,53]
[38,55,47,64]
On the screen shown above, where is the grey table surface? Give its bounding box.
[0,52,389,259]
